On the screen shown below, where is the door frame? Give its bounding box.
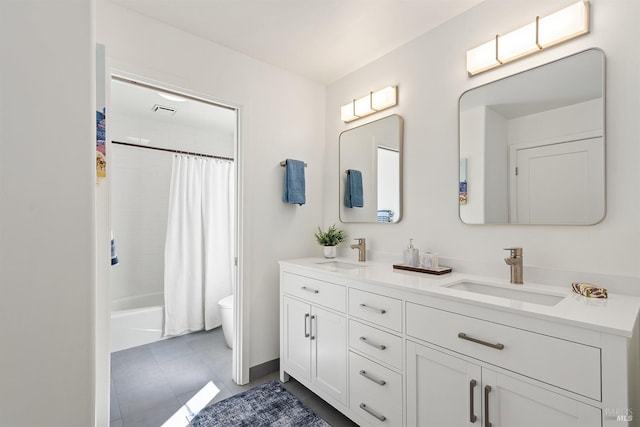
[106,71,248,385]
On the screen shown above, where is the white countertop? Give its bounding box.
[280,257,640,337]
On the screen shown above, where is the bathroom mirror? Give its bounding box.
[339,114,403,223]
[459,48,605,225]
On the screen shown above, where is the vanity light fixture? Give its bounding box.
[466,0,590,76]
[340,85,397,123]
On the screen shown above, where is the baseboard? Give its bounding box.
[250,358,280,381]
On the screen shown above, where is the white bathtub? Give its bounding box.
[110,293,166,353]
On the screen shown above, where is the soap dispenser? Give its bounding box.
[403,238,419,267]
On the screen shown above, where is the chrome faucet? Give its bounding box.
[504,247,523,284]
[350,238,367,262]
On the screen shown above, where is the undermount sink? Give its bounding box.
[315,261,366,270]
[446,281,565,306]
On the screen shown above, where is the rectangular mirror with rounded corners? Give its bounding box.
[459,48,605,225]
[340,114,403,223]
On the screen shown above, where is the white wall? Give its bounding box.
[110,145,172,301]
[325,0,640,291]
[97,0,326,370]
[110,111,235,158]
[508,98,603,145]
[0,1,98,426]
[484,107,508,223]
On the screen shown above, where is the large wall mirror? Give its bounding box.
[459,48,605,225]
[339,114,403,223]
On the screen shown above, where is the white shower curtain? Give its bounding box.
[164,155,234,336]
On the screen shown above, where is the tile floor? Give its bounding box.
[110,327,358,427]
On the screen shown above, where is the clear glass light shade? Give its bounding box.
[466,39,499,75]
[498,22,539,63]
[538,1,589,47]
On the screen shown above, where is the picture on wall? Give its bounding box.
[96,108,106,180]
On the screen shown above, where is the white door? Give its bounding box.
[406,341,481,426]
[312,306,348,405]
[282,297,311,381]
[483,369,601,427]
[511,137,604,224]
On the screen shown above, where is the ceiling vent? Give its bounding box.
[152,104,177,116]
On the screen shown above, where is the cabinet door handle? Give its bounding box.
[484,385,492,427]
[359,336,386,350]
[310,315,316,340]
[301,286,319,294]
[458,332,504,350]
[304,313,310,338]
[360,303,386,315]
[359,403,387,422]
[469,379,477,423]
[359,369,386,386]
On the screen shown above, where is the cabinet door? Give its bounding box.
[407,341,481,427]
[312,305,348,405]
[483,369,601,427]
[282,296,311,381]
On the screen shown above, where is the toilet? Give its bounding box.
[218,294,234,348]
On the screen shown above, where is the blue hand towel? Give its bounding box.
[345,169,364,208]
[283,159,306,205]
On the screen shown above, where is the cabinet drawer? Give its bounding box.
[349,352,402,427]
[349,288,402,332]
[349,320,403,370]
[282,273,346,312]
[406,302,601,401]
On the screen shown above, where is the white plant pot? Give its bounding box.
[323,246,337,258]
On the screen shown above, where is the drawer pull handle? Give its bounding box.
[360,336,386,350]
[359,403,387,422]
[301,286,319,294]
[359,369,386,386]
[304,313,310,338]
[484,385,492,427]
[310,315,316,340]
[458,332,504,350]
[360,303,386,315]
[469,379,477,423]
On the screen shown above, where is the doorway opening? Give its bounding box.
[107,75,243,425]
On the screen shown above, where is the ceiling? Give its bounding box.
[108,0,484,84]
[110,79,236,137]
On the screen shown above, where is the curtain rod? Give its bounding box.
[111,140,234,161]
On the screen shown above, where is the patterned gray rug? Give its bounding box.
[190,380,331,426]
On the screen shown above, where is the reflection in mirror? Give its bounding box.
[459,49,605,225]
[340,115,403,223]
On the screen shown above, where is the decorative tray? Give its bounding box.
[392,264,453,275]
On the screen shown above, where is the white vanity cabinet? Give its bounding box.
[280,273,348,406]
[407,341,601,427]
[405,302,603,426]
[280,259,640,427]
[348,288,404,426]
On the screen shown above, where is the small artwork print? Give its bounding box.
[459,180,467,205]
[96,108,106,180]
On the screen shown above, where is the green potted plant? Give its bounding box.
[315,225,346,258]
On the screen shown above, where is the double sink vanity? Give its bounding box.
[281,46,636,427]
[279,257,640,426]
